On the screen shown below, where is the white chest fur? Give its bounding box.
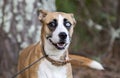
[38,59,67,78]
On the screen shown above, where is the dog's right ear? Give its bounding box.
[37,9,48,22]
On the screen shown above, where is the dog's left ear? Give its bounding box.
[37,9,48,22]
[70,13,76,26]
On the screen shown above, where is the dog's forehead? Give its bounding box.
[44,12,74,23]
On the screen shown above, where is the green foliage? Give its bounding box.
[56,0,77,13]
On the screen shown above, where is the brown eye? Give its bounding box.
[48,19,57,31]
[48,19,57,27]
[49,22,56,27]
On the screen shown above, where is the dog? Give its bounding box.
[17,10,104,78]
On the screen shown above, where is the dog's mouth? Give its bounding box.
[49,39,67,50]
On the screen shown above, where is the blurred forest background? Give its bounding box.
[0,0,120,78]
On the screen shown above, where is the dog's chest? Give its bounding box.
[38,59,67,78]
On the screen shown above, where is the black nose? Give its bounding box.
[59,32,67,40]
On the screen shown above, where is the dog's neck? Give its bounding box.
[43,38,68,62]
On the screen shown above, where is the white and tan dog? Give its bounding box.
[18,10,104,78]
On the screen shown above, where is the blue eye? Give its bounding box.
[64,18,71,28]
[65,22,71,27]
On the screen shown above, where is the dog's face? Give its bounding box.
[38,10,76,50]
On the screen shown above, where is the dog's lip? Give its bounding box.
[49,39,67,50]
[57,42,66,48]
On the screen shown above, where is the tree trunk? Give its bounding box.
[0,0,56,78]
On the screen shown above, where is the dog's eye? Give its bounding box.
[48,19,57,31]
[64,19,71,28]
[64,22,71,27]
[48,22,56,27]
[48,19,57,27]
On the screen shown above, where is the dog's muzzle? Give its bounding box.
[46,32,69,50]
[49,39,68,50]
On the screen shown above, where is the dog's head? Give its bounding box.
[38,10,76,50]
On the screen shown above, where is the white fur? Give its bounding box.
[38,59,67,78]
[89,61,104,70]
[44,14,70,61]
[44,38,66,61]
[50,14,70,44]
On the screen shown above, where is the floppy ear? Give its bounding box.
[70,13,76,26]
[37,9,48,22]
